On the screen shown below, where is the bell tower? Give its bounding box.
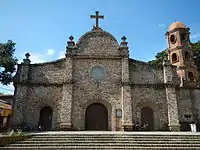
[165,21,197,87]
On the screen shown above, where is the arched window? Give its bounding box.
[188,72,194,82]
[172,53,178,63]
[185,52,191,60]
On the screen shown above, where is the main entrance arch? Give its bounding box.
[85,103,108,131]
[141,107,154,131]
[38,106,53,131]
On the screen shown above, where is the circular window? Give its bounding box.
[91,66,105,81]
[170,34,176,44]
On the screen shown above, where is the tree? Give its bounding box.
[149,41,200,67]
[148,41,200,83]
[0,40,18,85]
[191,41,200,71]
[191,41,200,83]
[148,49,168,67]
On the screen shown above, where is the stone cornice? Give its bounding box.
[14,80,73,87]
[129,83,179,89]
[167,28,189,34]
[129,58,164,70]
[20,58,66,67]
[72,55,123,59]
[176,64,196,70]
[168,46,184,52]
[178,86,200,90]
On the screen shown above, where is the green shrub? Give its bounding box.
[0,133,31,147]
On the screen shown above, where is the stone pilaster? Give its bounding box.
[11,57,30,127]
[163,60,180,131]
[10,85,28,127]
[59,57,73,130]
[121,57,133,131]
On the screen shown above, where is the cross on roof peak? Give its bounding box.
[90,11,104,28]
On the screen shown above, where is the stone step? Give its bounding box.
[31,134,200,137]
[3,132,200,149]
[30,135,200,139]
[27,137,200,141]
[2,146,200,150]
[6,143,200,147]
[30,132,200,135]
[16,140,200,144]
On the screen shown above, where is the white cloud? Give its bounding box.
[47,49,54,55]
[19,49,54,64]
[18,48,64,65]
[29,53,45,64]
[58,50,65,59]
[17,52,45,64]
[190,33,200,40]
[158,24,165,28]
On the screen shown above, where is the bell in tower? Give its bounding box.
[165,21,197,87]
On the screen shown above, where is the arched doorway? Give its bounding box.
[85,103,108,131]
[38,106,53,131]
[141,107,154,131]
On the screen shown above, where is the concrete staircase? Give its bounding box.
[2,131,200,149]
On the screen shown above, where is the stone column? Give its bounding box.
[163,60,180,131]
[59,57,73,130]
[121,57,133,131]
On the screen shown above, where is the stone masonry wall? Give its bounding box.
[28,59,66,84]
[72,58,122,131]
[76,30,119,56]
[193,89,200,122]
[176,89,194,123]
[23,85,63,130]
[131,87,168,130]
[11,57,73,130]
[129,60,164,85]
[177,88,200,123]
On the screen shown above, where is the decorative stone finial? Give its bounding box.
[67,35,75,47]
[118,36,129,56]
[7,40,13,43]
[22,53,31,64]
[66,35,77,56]
[25,53,30,59]
[121,36,127,42]
[120,36,128,47]
[69,35,74,41]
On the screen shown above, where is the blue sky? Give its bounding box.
[0,0,200,94]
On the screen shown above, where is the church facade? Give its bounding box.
[10,12,200,131]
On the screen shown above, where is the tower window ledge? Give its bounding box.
[172,60,179,63]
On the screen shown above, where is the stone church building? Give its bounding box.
[10,12,200,132]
